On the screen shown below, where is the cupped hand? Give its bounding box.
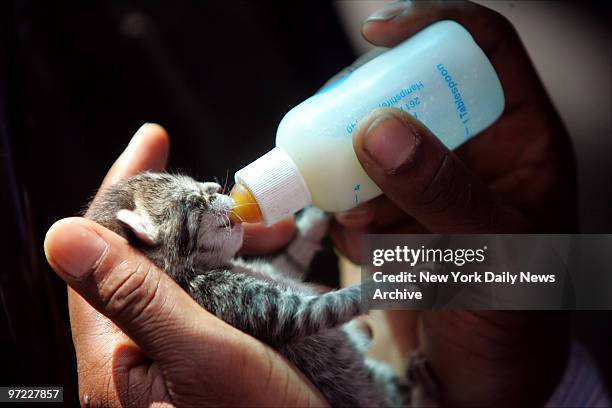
[44,124,323,407]
[331,1,574,406]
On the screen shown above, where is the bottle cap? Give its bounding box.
[234,147,311,226]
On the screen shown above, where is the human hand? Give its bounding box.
[331,1,574,406]
[44,124,324,407]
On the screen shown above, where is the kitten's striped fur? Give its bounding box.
[86,172,406,407]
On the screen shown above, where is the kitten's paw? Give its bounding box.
[296,206,330,242]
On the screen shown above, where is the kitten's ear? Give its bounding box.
[116,209,158,246]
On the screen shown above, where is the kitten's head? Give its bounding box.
[87,172,243,280]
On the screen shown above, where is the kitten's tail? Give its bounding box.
[273,285,364,342]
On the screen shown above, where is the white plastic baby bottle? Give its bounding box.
[230,20,505,226]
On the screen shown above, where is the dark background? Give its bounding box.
[1,1,610,406]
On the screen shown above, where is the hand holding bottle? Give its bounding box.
[332,1,576,406]
[231,18,505,226]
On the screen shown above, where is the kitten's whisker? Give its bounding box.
[227,182,236,196]
[230,202,259,209]
[220,212,232,234]
[230,211,245,223]
[221,169,229,195]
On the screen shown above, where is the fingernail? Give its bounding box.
[45,220,108,279]
[362,112,417,172]
[364,0,412,23]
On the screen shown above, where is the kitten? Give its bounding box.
[86,171,406,407]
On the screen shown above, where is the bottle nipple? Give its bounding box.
[229,183,263,224]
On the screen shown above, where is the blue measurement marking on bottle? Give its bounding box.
[436,63,471,139]
[354,184,361,205]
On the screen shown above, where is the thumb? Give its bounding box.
[45,217,330,407]
[353,108,528,233]
[44,217,229,366]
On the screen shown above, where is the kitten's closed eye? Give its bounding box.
[88,172,243,273]
[86,172,405,407]
[199,182,222,195]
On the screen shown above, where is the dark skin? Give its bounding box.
[331,1,575,406]
[45,125,328,407]
[44,1,574,407]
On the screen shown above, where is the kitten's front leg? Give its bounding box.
[188,270,363,343]
[270,206,330,281]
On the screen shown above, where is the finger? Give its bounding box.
[240,217,297,255]
[368,196,416,230]
[361,0,510,51]
[46,217,329,407]
[69,123,171,404]
[353,108,529,233]
[99,123,170,192]
[335,201,377,229]
[330,216,428,265]
[81,124,171,353]
[335,195,421,230]
[46,218,222,366]
[330,222,367,265]
[68,288,139,406]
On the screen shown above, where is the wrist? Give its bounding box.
[421,311,569,407]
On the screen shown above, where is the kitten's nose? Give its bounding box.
[211,194,233,212]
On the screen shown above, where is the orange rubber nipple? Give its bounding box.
[229,184,263,224]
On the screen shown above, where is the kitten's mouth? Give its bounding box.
[216,217,240,231]
[224,220,238,229]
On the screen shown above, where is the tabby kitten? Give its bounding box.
[86,172,406,407]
